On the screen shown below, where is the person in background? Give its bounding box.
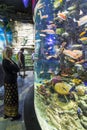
[17,48,26,77]
[31,50,35,74]
[2,46,21,121]
[31,51,35,63]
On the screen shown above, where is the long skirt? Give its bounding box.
[4,83,19,117]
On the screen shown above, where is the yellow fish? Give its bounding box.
[54,82,71,95]
[54,0,63,8]
[79,37,87,41]
[79,31,86,37]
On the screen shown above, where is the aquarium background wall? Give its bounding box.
[34,0,87,130]
[0,13,34,71]
[0,17,12,49]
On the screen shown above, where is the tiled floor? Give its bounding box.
[0,71,34,130]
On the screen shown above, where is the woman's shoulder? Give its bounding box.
[2,58,12,64]
[2,59,8,65]
[2,58,7,62]
[2,59,8,67]
[3,58,9,62]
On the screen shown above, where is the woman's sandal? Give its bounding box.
[3,115,10,119]
[10,114,21,121]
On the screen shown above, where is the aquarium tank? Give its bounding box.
[34,0,87,130]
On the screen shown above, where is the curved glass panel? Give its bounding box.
[34,0,87,130]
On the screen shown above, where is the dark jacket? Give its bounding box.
[2,59,20,83]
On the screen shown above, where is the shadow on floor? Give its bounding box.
[24,85,41,130]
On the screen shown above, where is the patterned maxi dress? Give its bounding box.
[2,58,20,117]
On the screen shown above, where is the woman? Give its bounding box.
[2,46,21,121]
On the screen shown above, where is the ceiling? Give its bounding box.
[0,0,32,14]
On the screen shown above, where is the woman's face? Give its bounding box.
[8,50,13,58]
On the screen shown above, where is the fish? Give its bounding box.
[78,15,87,26]
[79,31,86,37]
[35,39,41,42]
[34,2,45,19]
[79,37,87,41]
[54,0,63,8]
[63,49,82,60]
[62,32,69,37]
[55,12,67,21]
[67,58,75,63]
[40,34,46,37]
[69,86,76,92]
[79,30,87,37]
[67,5,77,11]
[54,82,71,95]
[71,45,82,51]
[47,24,56,29]
[79,10,83,15]
[71,44,82,48]
[77,107,82,115]
[41,29,55,34]
[39,10,48,19]
[36,2,45,9]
